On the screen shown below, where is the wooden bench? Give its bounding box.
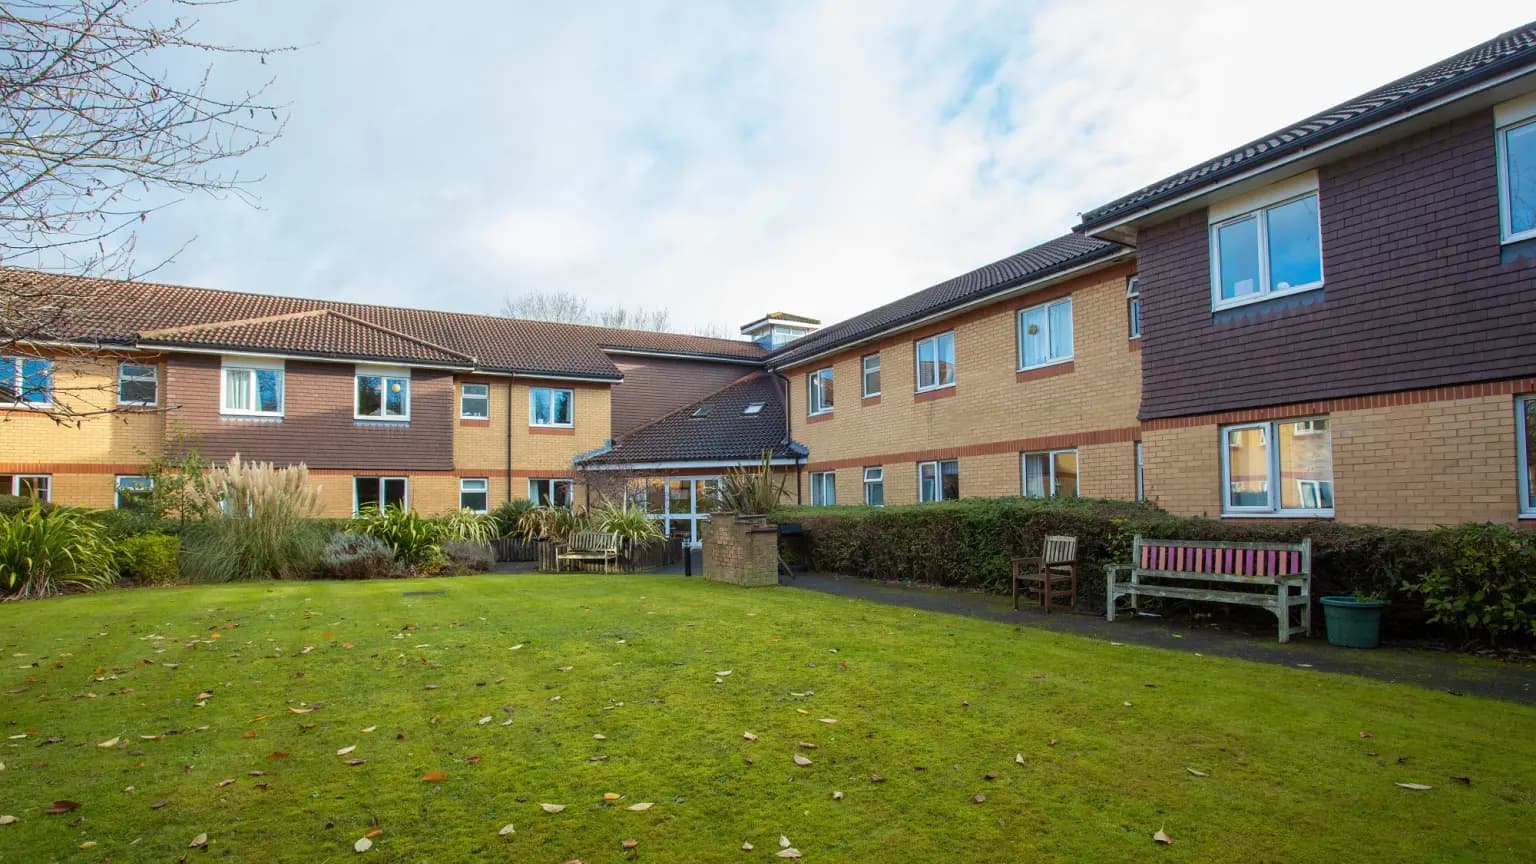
[555,531,622,573]
[1105,536,1312,642]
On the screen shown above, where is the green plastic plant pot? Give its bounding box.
[1320,596,1388,648]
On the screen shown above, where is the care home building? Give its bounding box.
[4,22,1535,534]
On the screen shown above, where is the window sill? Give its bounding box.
[914,386,956,404]
[221,412,283,421]
[861,394,881,405]
[1016,360,1074,383]
[355,416,410,423]
[460,418,491,427]
[1212,282,1323,314]
[530,425,576,436]
[1220,511,1334,520]
[807,411,835,424]
[1128,338,1142,352]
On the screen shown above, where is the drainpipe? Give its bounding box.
[506,377,514,504]
[773,369,802,505]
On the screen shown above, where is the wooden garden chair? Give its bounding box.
[1012,535,1078,612]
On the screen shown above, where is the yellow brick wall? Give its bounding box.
[1141,425,1219,517]
[785,264,1141,506]
[0,353,165,469]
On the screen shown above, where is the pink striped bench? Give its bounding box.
[1106,536,1313,642]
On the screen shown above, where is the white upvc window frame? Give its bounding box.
[114,475,154,510]
[1021,449,1079,498]
[1517,396,1536,518]
[914,331,956,393]
[0,355,53,408]
[354,365,411,422]
[807,367,834,415]
[2,474,51,501]
[1126,276,1142,340]
[117,361,159,407]
[1134,441,1145,502]
[862,466,884,506]
[219,356,285,417]
[459,477,489,513]
[354,476,408,514]
[1209,186,1324,312]
[528,477,575,507]
[529,387,575,428]
[1017,296,1074,371]
[1497,113,1536,244]
[917,458,959,503]
[809,471,836,507]
[1219,417,1335,518]
[861,353,881,398]
[460,382,490,420]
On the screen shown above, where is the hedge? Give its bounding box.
[771,497,1449,636]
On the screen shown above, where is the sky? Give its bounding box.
[116,0,1533,336]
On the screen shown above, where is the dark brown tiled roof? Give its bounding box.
[767,234,1125,367]
[577,372,805,466]
[7,269,765,379]
[1078,22,1536,230]
[139,309,475,366]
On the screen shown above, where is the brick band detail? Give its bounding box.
[804,425,1141,472]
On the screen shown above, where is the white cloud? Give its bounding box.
[135,0,1534,332]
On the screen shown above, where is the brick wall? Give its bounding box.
[0,353,164,471]
[702,515,779,586]
[783,263,1141,505]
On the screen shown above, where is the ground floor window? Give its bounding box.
[1135,441,1144,501]
[1518,397,1536,517]
[863,467,884,506]
[1022,449,1078,498]
[1,474,51,501]
[355,476,407,513]
[810,471,836,506]
[115,476,154,510]
[1220,418,1334,515]
[625,476,721,543]
[459,478,489,513]
[529,478,574,507]
[918,459,959,503]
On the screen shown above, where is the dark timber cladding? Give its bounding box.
[1136,110,1536,420]
[162,353,456,471]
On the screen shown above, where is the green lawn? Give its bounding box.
[1,575,1532,863]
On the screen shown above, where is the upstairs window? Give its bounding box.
[1018,297,1073,369]
[529,387,573,427]
[356,367,410,421]
[915,332,955,392]
[1210,180,1323,309]
[1498,115,1536,243]
[118,362,158,407]
[1221,418,1334,516]
[809,471,836,506]
[861,353,881,397]
[222,360,283,416]
[0,356,51,406]
[460,382,490,419]
[807,367,834,415]
[1126,277,1142,339]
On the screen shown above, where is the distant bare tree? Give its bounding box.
[1,0,290,422]
[595,304,670,333]
[692,321,730,339]
[502,289,702,336]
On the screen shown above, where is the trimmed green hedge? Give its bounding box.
[772,497,1443,633]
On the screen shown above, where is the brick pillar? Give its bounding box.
[702,514,780,587]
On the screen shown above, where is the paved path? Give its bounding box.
[787,572,1536,705]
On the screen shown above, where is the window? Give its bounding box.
[914,332,956,392]
[625,476,720,543]
[743,402,764,415]
[807,367,834,415]
[1018,297,1073,369]
[356,368,410,420]
[113,362,159,406]
[862,354,881,398]
[1127,277,1142,339]
[1,474,50,501]
[1221,418,1334,516]
[222,361,284,416]
[692,404,712,418]
[115,476,154,510]
[1518,397,1536,517]
[1135,442,1145,502]
[355,477,407,513]
[810,471,836,506]
[529,387,573,427]
[918,459,959,503]
[1022,450,1078,498]
[529,478,574,507]
[460,383,490,419]
[863,467,884,506]
[459,478,489,513]
[0,356,52,406]
[1498,116,1536,243]
[1210,192,1322,308]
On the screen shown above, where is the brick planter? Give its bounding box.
[702,514,780,587]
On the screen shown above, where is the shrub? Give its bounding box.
[595,502,664,559]
[441,508,498,544]
[178,456,325,582]
[492,499,535,537]
[0,505,118,598]
[1410,523,1536,645]
[89,508,184,538]
[116,533,181,585]
[710,452,787,514]
[315,532,397,580]
[443,539,494,572]
[348,505,445,566]
[0,494,53,518]
[514,505,590,544]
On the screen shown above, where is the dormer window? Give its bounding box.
[1209,173,1322,310]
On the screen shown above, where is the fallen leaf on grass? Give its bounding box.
[345,759,367,766]
[792,754,812,766]
[241,731,257,739]
[832,791,843,800]
[780,835,791,848]
[189,832,208,849]
[743,731,757,741]
[625,802,653,811]
[151,799,169,810]
[1015,753,1025,765]
[422,772,447,782]
[44,801,81,815]
[465,755,482,765]
[300,646,313,655]
[622,839,639,850]
[354,836,372,853]
[593,733,607,741]
[971,793,987,803]
[196,691,214,700]
[1360,731,1373,738]
[0,815,17,825]
[603,792,621,801]
[798,741,817,749]
[1153,827,1172,845]
[498,824,516,835]
[1451,775,1472,785]
[741,841,754,851]
[1186,768,1210,777]
[1396,783,1433,791]
[216,778,235,788]
[540,803,566,813]
[360,726,377,733]
[337,745,356,756]
[266,752,290,760]
[819,718,837,724]
[869,773,885,783]
[777,849,802,859]
[288,706,313,715]
[247,771,264,776]
[98,736,119,748]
